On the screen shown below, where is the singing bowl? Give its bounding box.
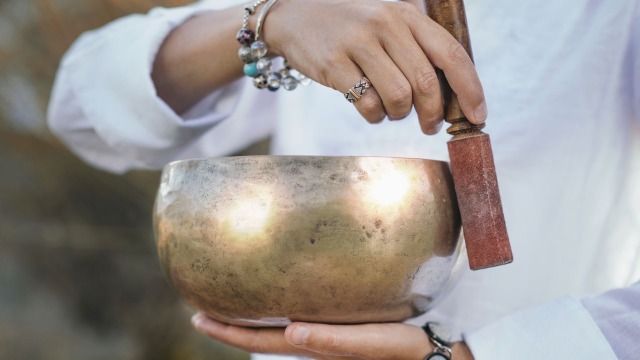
[153,156,464,327]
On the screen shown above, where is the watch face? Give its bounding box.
[427,322,452,344]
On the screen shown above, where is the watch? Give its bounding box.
[421,322,453,360]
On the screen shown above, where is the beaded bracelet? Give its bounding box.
[236,0,266,51]
[236,0,310,91]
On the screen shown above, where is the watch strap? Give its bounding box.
[422,322,453,360]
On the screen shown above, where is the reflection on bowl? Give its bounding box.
[154,156,464,327]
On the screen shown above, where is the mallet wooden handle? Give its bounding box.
[425,0,484,137]
[424,0,513,270]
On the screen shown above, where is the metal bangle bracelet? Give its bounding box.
[255,0,280,40]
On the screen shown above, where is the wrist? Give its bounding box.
[249,0,292,57]
[451,342,474,360]
[422,322,474,360]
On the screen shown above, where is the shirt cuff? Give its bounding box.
[63,2,245,168]
[463,296,618,359]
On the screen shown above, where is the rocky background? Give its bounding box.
[0,1,265,359]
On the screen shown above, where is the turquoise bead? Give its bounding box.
[243,62,259,78]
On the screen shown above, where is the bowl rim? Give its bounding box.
[164,155,450,170]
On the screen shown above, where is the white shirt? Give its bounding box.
[48,0,640,359]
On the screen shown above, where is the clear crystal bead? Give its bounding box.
[267,73,281,91]
[256,58,272,74]
[282,76,298,91]
[278,68,290,78]
[238,46,252,63]
[250,41,268,58]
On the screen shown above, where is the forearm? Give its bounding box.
[152,5,245,114]
[48,1,266,172]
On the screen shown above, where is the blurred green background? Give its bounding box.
[0,1,263,358]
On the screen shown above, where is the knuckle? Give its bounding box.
[366,113,386,124]
[421,117,444,135]
[427,114,445,125]
[432,110,445,122]
[394,0,417,13]
[316,67,331,89]
[421,127,436,135]
[367,4,394,28]
[318,60,346,91]
[368,3,420,38]
[245,335,264,353]
[424,108,445,124]
[388,113,409,121]
[315,54,354,90]
[349,32,370,51]
[371,15,392,30]
[414,67,440,97]
[360,96,380,114]
[388,83,412,109]
[448,41,470,65]
[358,97,384,123]
[317,333,342,354]
[468,83,486,105]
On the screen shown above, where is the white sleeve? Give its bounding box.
[632,1,640,120]
[581,282,640,360]
[464,281,640,360]
[47,0,266,173]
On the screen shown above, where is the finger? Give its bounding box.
[380,15,444,134]
[191,313,298,355]
[285,322,431,360]
[410,15,487,124]
[350,46,413,120]
[334,63,386,124]
[355,85,386,124]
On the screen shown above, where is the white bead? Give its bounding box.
[299,75,312,86]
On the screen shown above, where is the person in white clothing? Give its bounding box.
[47,0,640,359]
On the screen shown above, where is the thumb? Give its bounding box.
[284,322,431,359]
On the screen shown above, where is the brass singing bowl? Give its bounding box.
[154,156,464,327]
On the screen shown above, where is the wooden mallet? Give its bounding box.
[425,0,513,270]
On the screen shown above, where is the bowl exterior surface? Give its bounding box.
[154,156,463,327]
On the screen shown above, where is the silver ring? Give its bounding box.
[344,77,371,103]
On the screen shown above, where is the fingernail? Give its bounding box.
[474,102,488,123]
[290,326,310,345]
[191,313,204,330]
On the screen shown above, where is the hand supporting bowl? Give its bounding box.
[154,156,464,327]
